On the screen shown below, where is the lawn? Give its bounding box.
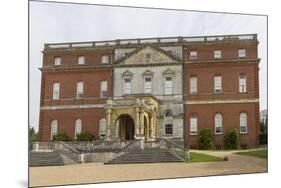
[234,149,267,159]
[187,152,224,163]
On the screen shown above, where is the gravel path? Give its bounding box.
[29,152,267,187]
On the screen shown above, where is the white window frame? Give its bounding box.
[214,50,222,59]
[214,76,222,94]
[78,56,85,65]
[52,82,60,100]
[100,80,107,98]
[75,119,82,139]
[123,78,132,95]
[190,51,198,59]
[239,75,247,93]
[215,113,222,134]
[240,113,248,134]
[164,76,173,95]
[99,118,106,137]
[101,55,109,64]
[190,77,198,94]
[190,115,198,135]
[144,77,152,93]
[54,57,61,65]
[76,81,84,99]
[238,49,246,58]
[51,120,58,140]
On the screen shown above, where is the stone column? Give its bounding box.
[139,109,144,139]
[135,107,140,139]
[105,108,112,141]
[149,115,154,140]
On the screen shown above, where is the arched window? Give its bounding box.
[75,119,82,138]
[51,119,58,140]
[164,110,173,135]
[215,113,222,134]
[240,113,248,133]
[99,118,106,137]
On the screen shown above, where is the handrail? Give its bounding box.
[117,140,141,154]
[54,141,80,163]
[159,138,189,161]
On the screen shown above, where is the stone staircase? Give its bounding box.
[30,151,76,166]
[105,148,183,164]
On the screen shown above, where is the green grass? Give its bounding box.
[234,149,267,159]
[187,152,224,163]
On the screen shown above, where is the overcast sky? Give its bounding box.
[29,1,267,132]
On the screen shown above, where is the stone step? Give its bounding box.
[30,151,77,166]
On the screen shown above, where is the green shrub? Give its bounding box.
[223,128,239,150]
[52,132,71,141]
[198,128,213,150]
[76,132,94,141]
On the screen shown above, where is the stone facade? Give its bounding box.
[38,34,260,149]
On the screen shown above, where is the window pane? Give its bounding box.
[238,49,246,57]
[54,57,61,65]
[53,83,60,100]
[101,55,109,64]
[78,56,85,64]
[164,77,173,95]
[215,113,222,134]
[144,77,152,93]
[214,50,221,58]
[101,81,107,97]
[190,116,197,135]
[190,77,197,94]
[239,75,247,93]
[123,78,131,94]
[165,124,173,135]
[77,82,83,98]
[214,76,222,93]
[190,51,197,59]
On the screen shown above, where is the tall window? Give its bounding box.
[99,118,106,137]
[215,113,222,134]
[164,111,173,135]
[190,51,198,59]
[52,82,60,100]
[238,49,246,58]
[76,81,84,99]
[51,120,58,140]
[78,56,85,65]
[164,76,173,95]
[75,119,82,138]
[144,77,152,93]
[239,75,247,93]
[190,114,198,135]
[240,113,248,133]
[214,50,221,59]
[54,57,61,65]
[123,78,132,94]
[214,76,222,94]
[190,76,197,94]
[100,81,107,98]
[101,55,109,64]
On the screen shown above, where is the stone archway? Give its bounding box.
[117,114,135,141]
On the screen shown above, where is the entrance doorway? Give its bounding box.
[118,114,135,141]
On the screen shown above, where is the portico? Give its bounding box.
[105,95,160,141]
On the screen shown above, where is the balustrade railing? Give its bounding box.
[159,138,189,161]
[54,142,80,163]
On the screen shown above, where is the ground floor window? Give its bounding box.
[165,124,173,135]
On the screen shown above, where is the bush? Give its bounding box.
[52,132,71,141]
[259,133,267,145]
[223,128,239,150]
[198,128,213,150]
[76,132,94,141]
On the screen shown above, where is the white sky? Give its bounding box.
[29,1,267,132]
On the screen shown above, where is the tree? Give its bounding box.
[198,128,213,150]
[29,127,37,143]
[223,128,239,150]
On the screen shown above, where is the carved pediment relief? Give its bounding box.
[142,69,154,76]
[122,70,134,78]
[116,45,179,65]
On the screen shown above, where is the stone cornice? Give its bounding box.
[114,62,182,68]
[184,58,260,64]
[39,64,112,72]
[185,98,259,105]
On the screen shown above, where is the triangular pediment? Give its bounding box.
[116,45,179,65]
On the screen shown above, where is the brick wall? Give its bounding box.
[185,102,259,149]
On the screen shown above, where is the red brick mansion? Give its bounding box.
[38,34,260,149]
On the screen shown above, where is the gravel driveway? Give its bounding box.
[29,151,267,187]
